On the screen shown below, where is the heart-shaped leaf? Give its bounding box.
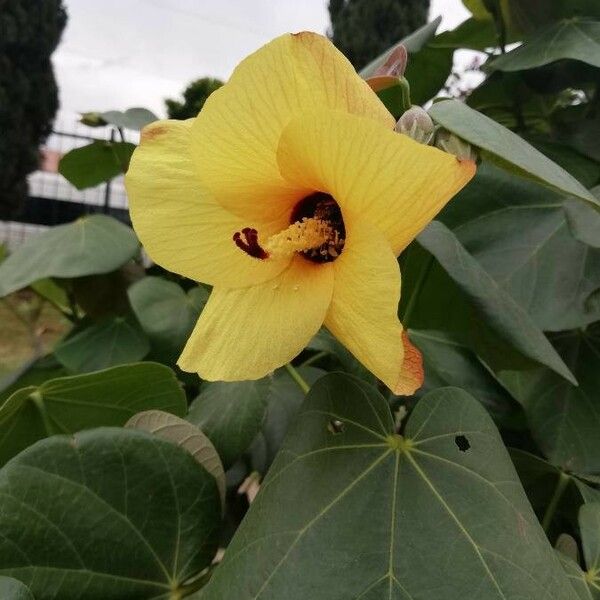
[59,141,136,189]
[188,378,271,469]
[126,409,226,509]
[416,221,575,383]
[510,449,599,531]
[0,216,139,298]
[502,323,600,474]
[556,551,595,600]
[490,19,600,72]
[250,366,326,473]
[0,362,186,465]
[128,277,209,362]
[580,504,600,577]
[203,376,574,599]
[0,428,221,599]
[440,163,600,330]
[409,329,520,423]
[54,316,150,373]
[100,107,158,131]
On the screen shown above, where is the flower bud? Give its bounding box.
[395,106,435,145]
[373,44,408,78]
[434,129,478,161]
[79,112,108,127]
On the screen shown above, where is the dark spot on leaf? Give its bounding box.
[327,419,345,435]
[455,435,470,452]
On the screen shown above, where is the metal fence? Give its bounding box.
[0,118,139,251]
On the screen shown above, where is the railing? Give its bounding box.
[1,119,138,251]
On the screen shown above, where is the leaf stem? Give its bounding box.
[176,565,215,597]
[30,391,55,437]
[285,362,310,395]
[542,471,570,532]
[300,351,328,368]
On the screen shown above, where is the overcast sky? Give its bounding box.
[53,0,470,121]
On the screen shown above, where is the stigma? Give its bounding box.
[233,227,269,259]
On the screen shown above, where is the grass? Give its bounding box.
[0,293,71,379]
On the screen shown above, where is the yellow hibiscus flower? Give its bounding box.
[125,32,475,394]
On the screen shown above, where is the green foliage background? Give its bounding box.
[165,77,224,120]
[1,2,600,598]
[328,0,430,68]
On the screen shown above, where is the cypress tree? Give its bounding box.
[328,0,430,70]
[0,0,67,218]
[165,77,223,120]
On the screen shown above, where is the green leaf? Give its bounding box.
[250,366,326,472]
[71,263,144,319]
[564,188,600,248]
[416,220,576,383]
[510,449,596,528]
[0,215,139,298]
[409,329,520,423]
[432,17,498,50]
[503,324,600,474]
[440,163,600,330]
[0,356,67,404]
[428,99,600,208]
[128,277,209,362]
[404,45,454,105]
[126,409,225,510]
[0,362,186,465]
[526,137,600,189]
[30,278,70,313]
[100,107,158,131]
[309,328,376,384]
[575,479,600,505]
[59,141,136,189]
[558,115,600,163]
[0,428,221,599]
[463,0,600,37]
[203,377,574,599]
[466,71,554,131]
[556,552,595,600]
[580,504,600,576]
[54,316,150,373]
[359,17,441,78]
[491,19,600,72]
[0,577,33,600]
[187,378,270,469]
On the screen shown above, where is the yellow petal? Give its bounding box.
[324,218,418,394]
[178,256,334,381]
[276,109,476,255]
[126,119,290,288]
[190,32,393,224]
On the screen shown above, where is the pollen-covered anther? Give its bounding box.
[264,217,340,259]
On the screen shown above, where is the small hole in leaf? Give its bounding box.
[327,419,345,434]
[455,435,470,452]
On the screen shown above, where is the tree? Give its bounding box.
[328,0,430,70]
[165,77,224,120]
[0,0,67,219]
